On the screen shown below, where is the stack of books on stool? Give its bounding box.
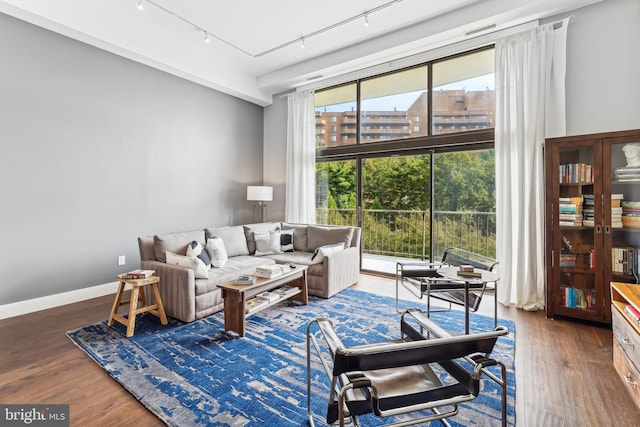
[121,269,155,280]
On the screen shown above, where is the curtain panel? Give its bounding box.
[495,18,570,310]
[285,89,316,224]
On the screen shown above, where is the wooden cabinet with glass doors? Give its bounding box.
[545,129,640,323]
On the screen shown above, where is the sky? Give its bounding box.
[317,73,495,112]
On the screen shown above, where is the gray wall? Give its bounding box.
[263,92,289,223]
[563,0,640,135]
[0,13,264,305]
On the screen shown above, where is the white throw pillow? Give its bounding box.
[310,243,345,264]
[206,237,229,268]
[165,250,209,279]
[254,231,282,256]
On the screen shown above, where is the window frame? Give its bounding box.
[315,45,495,161]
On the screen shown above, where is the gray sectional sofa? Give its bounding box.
[137,222,361,323]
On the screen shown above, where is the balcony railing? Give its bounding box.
[316,208,496,261]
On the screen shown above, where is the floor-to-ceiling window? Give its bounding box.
[315,47,496,274]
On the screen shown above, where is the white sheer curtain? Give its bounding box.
[285,89,316,224]
[495,18,569,310]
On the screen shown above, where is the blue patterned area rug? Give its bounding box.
[66,289,515,426]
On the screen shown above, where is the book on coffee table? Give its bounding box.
[255,265,284,279]
[457,269,482,278]
[235,275,257,285]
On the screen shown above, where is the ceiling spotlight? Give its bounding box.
[204,31,210,43]
[364,15,369,26]
[137,0,144,10]
[300,37,305,49]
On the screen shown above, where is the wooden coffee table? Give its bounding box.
[218,264,308,337]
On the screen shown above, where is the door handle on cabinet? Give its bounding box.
[624,373,638,390]
[595,224,602,233]
[604,225,611,234]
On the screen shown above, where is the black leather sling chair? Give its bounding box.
[306,308,508,427]
[396,247,499,330]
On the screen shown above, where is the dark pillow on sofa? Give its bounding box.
[280,229,294,252]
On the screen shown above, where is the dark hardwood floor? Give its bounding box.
[1,273,637,426]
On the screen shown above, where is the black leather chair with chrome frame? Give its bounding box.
[306,308,509,427]
[396,247,499,329]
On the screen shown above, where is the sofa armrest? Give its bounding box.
[312,246,360,298]
[141,260,196,323]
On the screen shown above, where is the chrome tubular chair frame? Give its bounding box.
[306,308,509,427]
[395,247,499,329]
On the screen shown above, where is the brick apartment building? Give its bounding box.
[316,89,495,147]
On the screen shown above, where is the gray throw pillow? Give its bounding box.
[154,230,205,263]
[244,222,280,254]
[254,231,282,256]
[206,226,249,257]
[307,225,354,251]
[281,223,309,251]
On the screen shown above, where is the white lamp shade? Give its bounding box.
[247,186,273,202]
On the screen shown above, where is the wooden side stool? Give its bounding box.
[108,274,168,337]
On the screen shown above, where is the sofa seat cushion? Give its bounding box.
[193,256,276,295]
[263,251,315,266]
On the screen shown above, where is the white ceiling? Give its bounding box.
[0,0,602,106]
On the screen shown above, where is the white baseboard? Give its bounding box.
[0,281,119,320]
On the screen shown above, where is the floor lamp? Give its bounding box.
[247,186,273,223]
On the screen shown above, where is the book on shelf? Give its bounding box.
[255,264,284,278]
[615,167,640,182]
[256,291,280,303]
[121,269,155,279]
[234,275,257,285]
[559,163,592,183]
[272,285,299,298]
[559,253,577,268]
[558,196,583,226]
[561,286,595,310]
[622,201,640,228]
[625,304,640,324]
[245,297,269,314]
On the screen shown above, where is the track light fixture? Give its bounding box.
[134,0,403,57]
